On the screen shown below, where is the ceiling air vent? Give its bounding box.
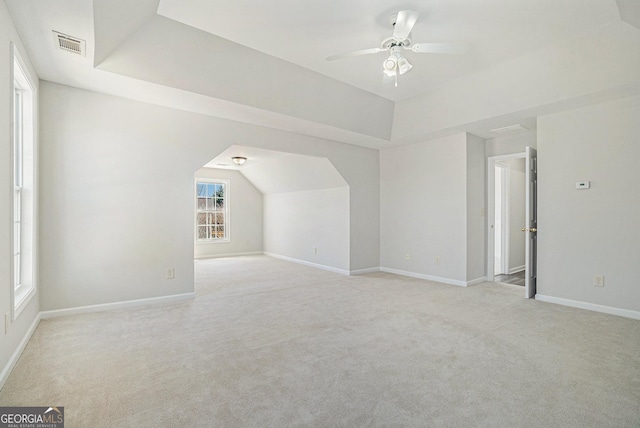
[52,31,86,56]
[490,124,529,134]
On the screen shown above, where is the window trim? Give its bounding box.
[11,43,38,319]
[195,178,230,243]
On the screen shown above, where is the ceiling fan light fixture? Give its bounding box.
[397,56,412,74]
[383,55,397,74]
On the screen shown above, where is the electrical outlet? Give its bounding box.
[593,275,604,287]
[405,253,410,261]
[166,268,175,279]
[435,256,441,265]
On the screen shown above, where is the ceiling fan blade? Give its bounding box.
[409,43,469,54]
[326,47,385,61]
[393,10,419,41]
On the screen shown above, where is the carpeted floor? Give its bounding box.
[1,255,639,427]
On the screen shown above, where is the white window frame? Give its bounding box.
[195,179,230,243]
[11,44,38,319]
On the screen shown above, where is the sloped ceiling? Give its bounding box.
[96,14,394,142]
[204,146,347,194]
[5,0,640,148]
[617,0,640,29]
[93,0,160,66]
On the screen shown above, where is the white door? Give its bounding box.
[524,146,537,298]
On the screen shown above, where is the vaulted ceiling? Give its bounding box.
[6,0,640,149]
[204,146,347,195]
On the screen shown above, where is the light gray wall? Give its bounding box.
[537,95,640,312]
[39,84,196,310]
[194,168,263,259]
[264,187,350,272]
[485,130,537,157]
[0,1,40,385]
[380,133,468,282]
[380,132,487,284]
[39,82,380,311]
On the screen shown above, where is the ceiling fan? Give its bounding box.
[326,10,468,87]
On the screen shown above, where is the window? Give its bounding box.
[196,180,229,241]
[11,45,37,317]
[13,85,23,294]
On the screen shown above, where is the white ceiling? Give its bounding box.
[156,0,619,102]
[204,146,293,171]
[5,0,640,148]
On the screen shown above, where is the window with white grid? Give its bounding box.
[196,180,229,241]
[12,46,37,317]
[13,86,23,294]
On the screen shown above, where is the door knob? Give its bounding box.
[521,228,527,232]
[530,228,537,233]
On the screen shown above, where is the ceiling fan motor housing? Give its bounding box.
[381,36,411,50]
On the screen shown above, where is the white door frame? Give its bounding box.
[487,152,525,282]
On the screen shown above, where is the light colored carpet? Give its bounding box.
[1,255,639,427]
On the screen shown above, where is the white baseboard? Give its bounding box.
[194,251,263,260]
[1,292,196,391]
[264,252,350,276]
[535,294,640,320]
[509,265,525,274]
[40,292,196,319]
[379,267,468,287]
[466,277,487,286]
[350,267,380,276]
[0,314,41,391]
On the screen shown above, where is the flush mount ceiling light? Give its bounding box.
[232,156,247,165]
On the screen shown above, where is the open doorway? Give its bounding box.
[492,159,526,286]
[487,149,537,297]
[194,145,350,274]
